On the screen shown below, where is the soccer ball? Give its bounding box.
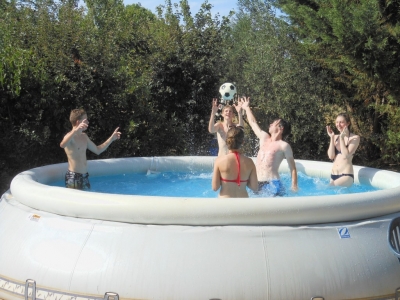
[219,83,237,103]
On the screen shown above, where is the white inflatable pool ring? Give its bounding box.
[0,156,399,300]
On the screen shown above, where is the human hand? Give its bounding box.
[291,185,298,193]
[75,119,88,133]
[111,127,121,141]
[211,98,219,114]
[241,96,250,109]
[326,125,334,138]
[340,126,349,138]
[233,96,243,113]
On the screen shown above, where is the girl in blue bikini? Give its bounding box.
[326,113,360,187]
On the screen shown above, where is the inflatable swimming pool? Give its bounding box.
[1,156,400,300]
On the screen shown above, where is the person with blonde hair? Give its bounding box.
[208,98,244,156]
[326,112,360,187]
[212,126,258,198]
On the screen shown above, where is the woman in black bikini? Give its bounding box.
[212,126,258,197]
[326,113,360,187]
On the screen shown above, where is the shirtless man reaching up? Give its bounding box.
[241,97,298,196]
[208,98,244,156]
[60,108,121,190]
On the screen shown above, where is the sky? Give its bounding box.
[123,0,237,18]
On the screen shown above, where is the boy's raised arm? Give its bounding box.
[87,127,121,155]
[208,98,219,134]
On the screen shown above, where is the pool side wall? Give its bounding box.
[1,157,400,299]
[8,157,400,226]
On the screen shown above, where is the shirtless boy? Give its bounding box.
[241,97,298,196]
[60,108,121,189]
[208,98,244,156]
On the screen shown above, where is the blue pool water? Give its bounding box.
[51,171,379,198]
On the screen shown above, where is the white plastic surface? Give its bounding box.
[1,157,400,300]
[9,157,400,225]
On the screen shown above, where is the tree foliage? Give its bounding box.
[0,0,231,192]
[224,0,335,160]
[275,0,400,165]
[1,0,399,194]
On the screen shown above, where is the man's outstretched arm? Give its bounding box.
[241,97,264,139]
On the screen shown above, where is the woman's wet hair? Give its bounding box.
[337,112,351,132]
[226,126,244,150]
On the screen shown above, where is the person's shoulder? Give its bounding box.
[280,140,294,152]
[216,155,231,168]
[350,134,360,143]
[240,153,250,159]
[63,129,73,136]
[279,139,291,147]
[215,121,224,130]
[243,155,255,164]
[260,130,269,139]
[214,155,224,163]
[76,132,89,141]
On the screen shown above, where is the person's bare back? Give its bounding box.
[214,151,258,198]
[212,127,258,197]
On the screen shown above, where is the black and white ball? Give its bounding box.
[219,83,237,103]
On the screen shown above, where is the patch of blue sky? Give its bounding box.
[124,0,236,18]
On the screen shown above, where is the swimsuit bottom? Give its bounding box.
[65,170,91,190]
[331,173,354,182]
[258,179,285,197]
